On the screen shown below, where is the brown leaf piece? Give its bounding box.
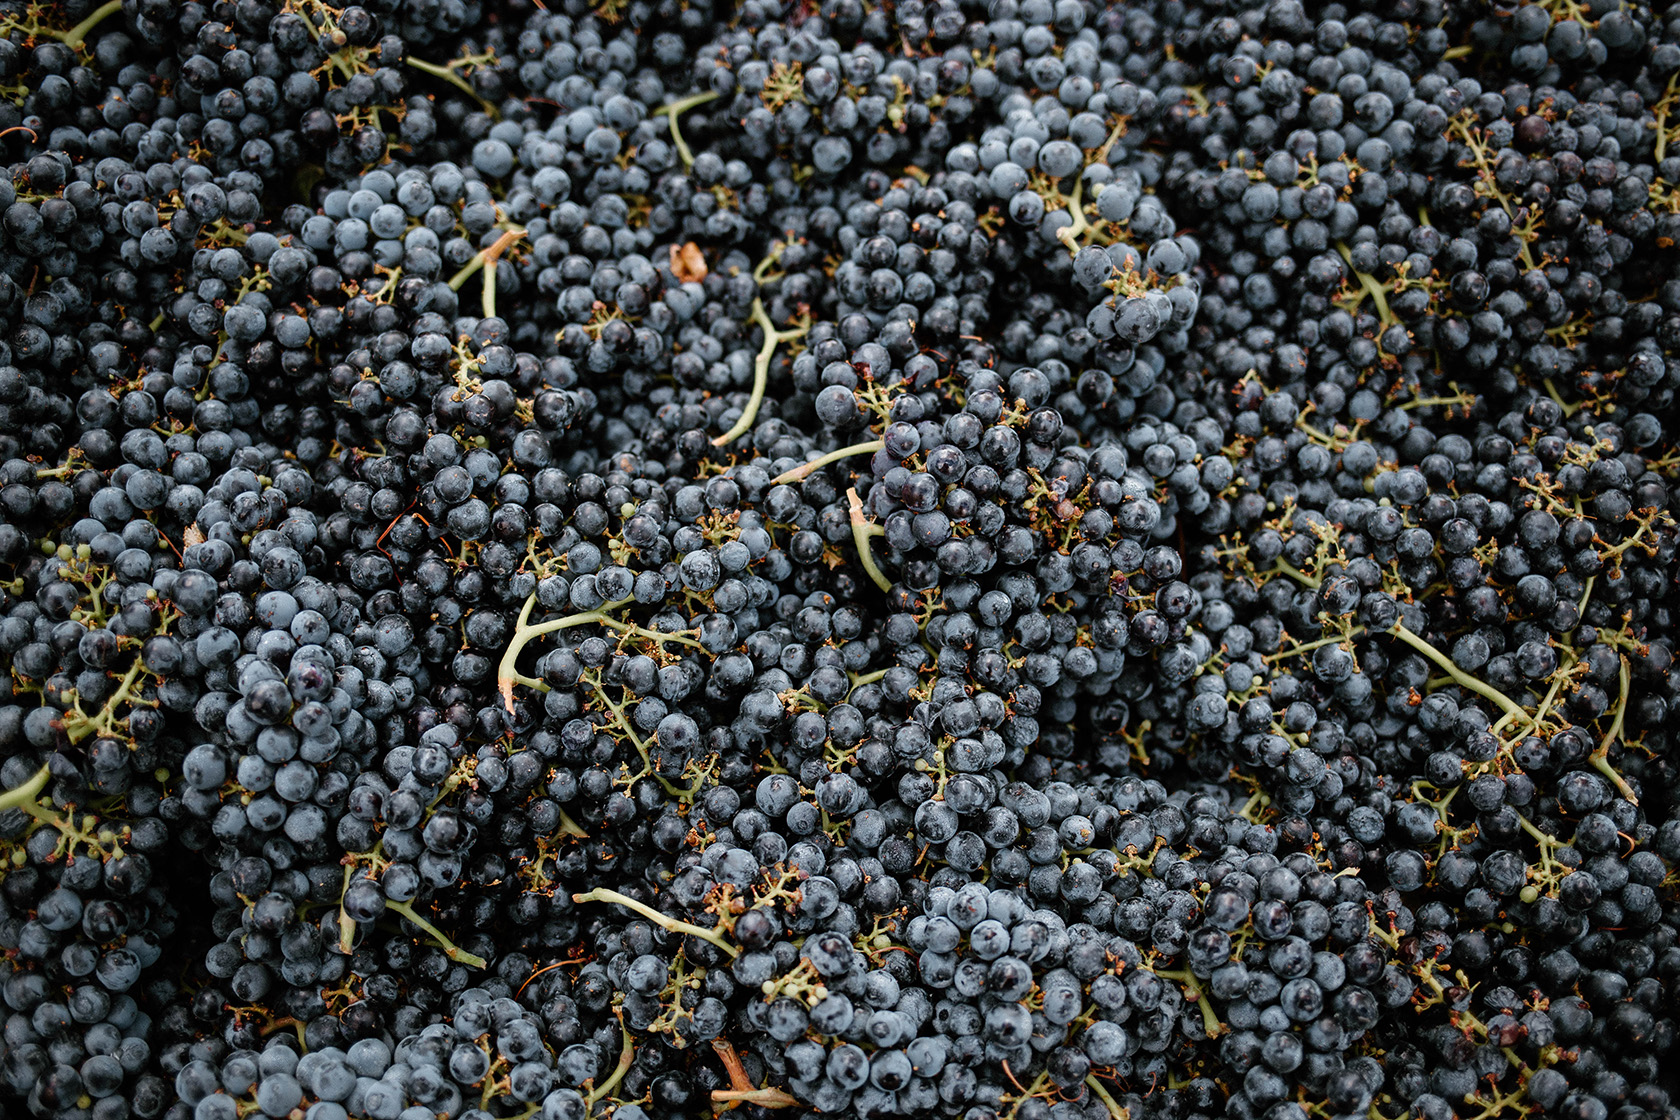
[671,241,708,283]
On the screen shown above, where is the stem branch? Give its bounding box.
[448,227,525,293]
[1085,1075,1131,1120]
[405,56,495,115]
[585,1014,634,1106]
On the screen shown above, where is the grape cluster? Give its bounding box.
[0,1,1677,1120]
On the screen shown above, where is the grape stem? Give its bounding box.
[585,1011,635,1106]
[711,1039,798,1110]
[405,56,495,115]
[1590,656,1639,805]
[1084,1075,1130,1120]
[0,764,49,815]
[1389,621,1637,805]
[337,863,361,956]
[385,899,488,968]
[847,487,892,593]
[1054,174,1089,252]
[1335,243,1394,327]
[571,887,740,958]
[1387,622,1528,723]
[712,1088,801,1109]
[482,254,499,320]
[60,657,153,744]
[448,226,526,293]
[57,0,122,48]
[652,90,721,169]
[497,595,636,714]
[1264,627,1365,664]
[772,439,885,485]
[712,299,809,447]
[1153,968,1226,1038]
[1264,558,1320,588]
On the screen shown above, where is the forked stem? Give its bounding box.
[1154,968,1225,1038]
[710,1039,799,1111]
[1336,242,1394,327]
[712,299,809,447]
[847,488,892,593]
[448,227,525,292]
[1590,656,1639,805]
[653,90,722,169]
[1388,622,1527,723]
[496,594,636,713]
[405,56,495,115]
[1265,627,1366,664]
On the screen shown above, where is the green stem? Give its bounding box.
[1153,969,1225,1038]
[1334,244,1394,327]
[448,256,487,293]
[713,299,808,447]
[589,614,707,651]
[0,764,50,815]
[1388,622,1527,723]
[847,487,892,593]
[847,667,889,693]
[586,1014,635,1107]
[496,595,635,713]
[1590,656,1639,805]
[61,657,151,744]
[1266,558,1320,588]
[56,0,122,49]
[772,439,885,485]
[386,899,488,968]
[571,888,740,958]
[1093,113,1130,163]
[447,226,525,292]
[1538,382,1579,423]
[405,56,496,115]
[653,90,721,170]
[1084,1075,1130,1120]
[1514,813,1558,850]
[1265,627,1365,664]
[1055,175,1088,252]
[581,677,678,798]
[482,255,497,321]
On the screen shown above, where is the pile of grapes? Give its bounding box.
[0,0,1677,1119]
